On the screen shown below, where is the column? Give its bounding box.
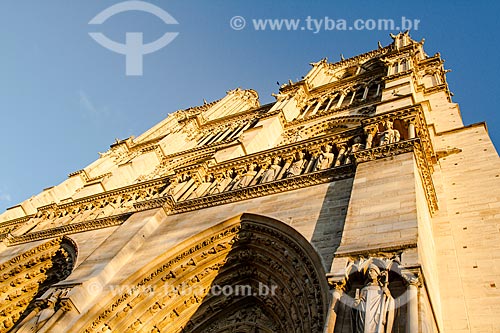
[277,157,292,179]
[323,96,335,112]
[364,124,378,149]
[336,93,346,108]
[406,118,416,139]
[324,287,343,333]
[349,90,356,105]
[305,149,321,173]
[362,86,369,100]
[298,104,312,119]
[310,99,324,116]
[406,281,419,333]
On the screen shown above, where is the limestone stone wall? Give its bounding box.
[432,123,500,332]
[335,153,418,254]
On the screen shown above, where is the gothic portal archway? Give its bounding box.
[80,213,330,333]
[0,237,76,332]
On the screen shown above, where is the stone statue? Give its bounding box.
[221,169,239,192]
[334,143,348,167]
[315,144,335,171]
[190,174,216,198]
[286,151,307,177]
[345,136,366,164]
[207,174,226,195]
[351,136,366,152]
[260,157,282,183]
[235,163,258,188]
[364,125,378,149]
[379,120,400,146]
[16,289,64,333]
[352,264,394,333]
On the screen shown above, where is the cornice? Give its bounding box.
[285,102,376,129]
[320,45,392,72]
[161,137,237,161]
[3,213,132,246]
[4,135,438,245]
[200,103,275,129]
[383,69,412,82]
[4,213,132,246]
[57,177,169,210]
[309,69,386,96]
[0,215,34,229]
[422,84,448,95]
[353,138,417,163]
[334,242,418,258]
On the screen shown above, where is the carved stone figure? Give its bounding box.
[189,174,216,199]
[364,125,378,149]
[286,151,307,177]
[334,143,348,167]
[260,157,282,183]
[379,120,400,146]
[17,289,63,332]
[351,136,366,152]
[352,264,395,333]
[345,136,366,164]
[235,163,258,188]
[315,144,335,171]
[223,169,239,191]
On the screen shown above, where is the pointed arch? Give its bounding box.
[0,237,76,332]
[76,213,330,333]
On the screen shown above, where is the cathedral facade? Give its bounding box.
[0,32,499,332]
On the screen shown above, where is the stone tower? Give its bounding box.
[0,32,498,332]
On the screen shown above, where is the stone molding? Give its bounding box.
[3,213,131,247]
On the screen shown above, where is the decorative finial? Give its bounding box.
[378,41,382,49]
[340,54,345,61]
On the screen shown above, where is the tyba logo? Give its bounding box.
[89,1,179,76]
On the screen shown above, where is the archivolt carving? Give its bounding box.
[77,213,329,333]
[0,237,76,332]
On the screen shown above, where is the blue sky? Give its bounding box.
[1,1,499,213]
